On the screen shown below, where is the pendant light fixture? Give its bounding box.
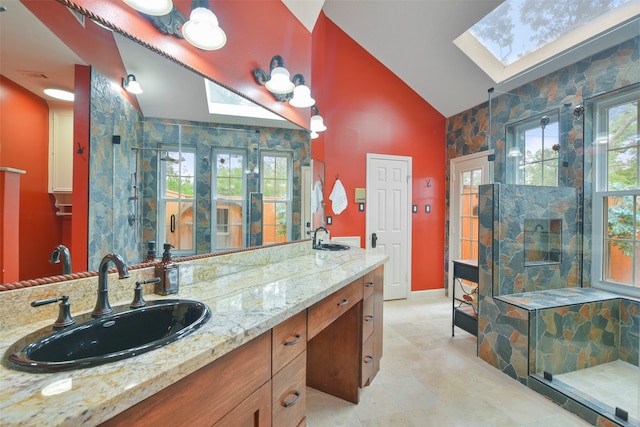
[122,0,173,16]
[182,4,227,50]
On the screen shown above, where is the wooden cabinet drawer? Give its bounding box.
[361,334,375,388]
[363,270,375,299]
[307,278,363,339]
[272,351,306,427]
[362,294,374,342]
[272,310,307,375]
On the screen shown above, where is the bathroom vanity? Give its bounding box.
[0,242,387,426]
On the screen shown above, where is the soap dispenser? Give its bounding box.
[155,243,179,295]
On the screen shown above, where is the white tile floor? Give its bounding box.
[555,359,640,420]
[306,297,591,426]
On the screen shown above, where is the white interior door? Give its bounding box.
[449,152,489,295]
[366,154,411,300]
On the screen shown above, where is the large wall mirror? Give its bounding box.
[0,0,312,287]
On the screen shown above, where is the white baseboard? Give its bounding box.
[408,288,446,300]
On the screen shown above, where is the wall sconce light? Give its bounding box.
[182,1,226,50]
[122,0,173,16]
[255,55,313,102]
[310,106,327,133]
[122,74,143,94]
[289,75,315,108]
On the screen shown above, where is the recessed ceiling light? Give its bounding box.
[44,88,75,101]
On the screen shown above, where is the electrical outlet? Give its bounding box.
[326,216,332,225]
[412,205,417,213]
[426,204,431,213]
[359,203,365,212]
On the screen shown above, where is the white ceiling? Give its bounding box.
[308,0,504,117]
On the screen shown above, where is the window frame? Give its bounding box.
[260,150,293,244]
[211,148,248,251]
[507,111,560,186]
[591,87,640,297]
[157,145,197,257]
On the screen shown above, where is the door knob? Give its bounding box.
[371,233,377,248]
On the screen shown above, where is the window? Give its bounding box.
[506,112,559,186]
[213,150,246,250]
[158,148,195,255]
[459,168,482,261]
[261,152,292,244]
[592,87,640,293]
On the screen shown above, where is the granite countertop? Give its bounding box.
[0,246,387,426]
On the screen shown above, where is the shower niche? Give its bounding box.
[524,218,562,266]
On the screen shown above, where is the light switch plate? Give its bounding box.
[412,205,417,213]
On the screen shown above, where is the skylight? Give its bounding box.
[205,79,285,121]
[454,0,640,83]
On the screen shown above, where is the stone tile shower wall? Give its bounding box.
[486,183,580,296]
[89,68,143,269]
[445,36,640,290]
[477,183,581,384]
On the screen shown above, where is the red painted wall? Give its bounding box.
[63,0,312,129]
[0,76,65,280]
[312,14,446,291]
[72,65,91,273]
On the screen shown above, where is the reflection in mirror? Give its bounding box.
[87,34,311,270]
[1,0,311,286]
[310,160,326,231]
[505,110,560,186]
[524,218,562,266]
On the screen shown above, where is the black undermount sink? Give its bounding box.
[4,299,211,373]
[315,243,351,251]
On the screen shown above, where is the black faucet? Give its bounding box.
[313,226,328,249]
[92,253,130,318]
[50,245,71,275]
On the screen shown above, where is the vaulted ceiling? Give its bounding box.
[3,1,638,122]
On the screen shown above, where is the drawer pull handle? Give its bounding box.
[364,315,374,322]
[365,282,375,288]
[284,333,302,346]
[364,355,374,364]
[282,391,301,408]
[337,299,349,306]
